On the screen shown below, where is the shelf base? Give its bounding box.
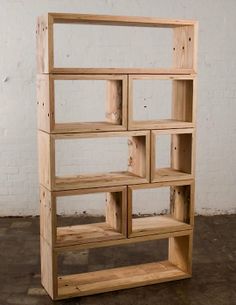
[57,260,190,299]
[56,222,124,247]
[131,215,191,237]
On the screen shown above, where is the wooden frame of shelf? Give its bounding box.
[128,74,197,130]
[41,229,193,299]
[37,74,128,133]
[151,128,195,183]
[127,180,195,238]
[37,12,197,300]
[38,130,150,191]
[36,13,198,74]
[40,185,128,249]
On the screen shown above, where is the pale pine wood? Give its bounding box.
[54,229,192,253]
[40,237,57,299]
[36,15,54,73]
[40,186,56,245]
[38,75,127,133]
[37,12,197,300]
[49,13,196,27]
[169,232,193,274]
[37,13,197,73]
[151,128,194,183]
[55,186,127,247]
[51,68,195,75]
[57,260,190,299]
[128,75,196,130]
[131,215,191,237]
[38,131,55,190]
[128,180,194,237]
[56,223,124,247]
[46,131,150,191]
[37,74,53,132]
[173,25,197,71]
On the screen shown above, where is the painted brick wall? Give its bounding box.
[0,0,236,215]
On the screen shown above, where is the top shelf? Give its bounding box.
[36,13,198,74]
[46,12,197,27]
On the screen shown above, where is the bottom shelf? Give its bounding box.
[57,260,190,299]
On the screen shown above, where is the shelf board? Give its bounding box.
[153,168,193,182]
[51,68,196,75]
[56,222,124,247]
[54,122,125,133]
[129,119,194,130]
[57,260,189,299]
[55,171,148,191]
[131,215,191,237]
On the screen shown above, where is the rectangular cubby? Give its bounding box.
[37,13,197,74]
[151,128,195,182]
[40,230,192,299]
[40,185,127,248]
[128,180,194,237]
[37,74,127,133]
[128,75,196,130]
[38,130,150,191]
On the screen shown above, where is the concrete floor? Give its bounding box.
[0,215,236,305]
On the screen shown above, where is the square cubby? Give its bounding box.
[40,185,127,248]
[37,74,127,133]
[151,128,195,182]
[128,75,196,130]
[128,181,194,237]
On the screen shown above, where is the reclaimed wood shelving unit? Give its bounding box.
[37,13,198,300]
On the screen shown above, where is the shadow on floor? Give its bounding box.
[0,215,236,305]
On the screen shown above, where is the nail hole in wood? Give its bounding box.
[174,147,177,150]
[189,37,191,41]
[173,47,175,51]
[182,46,185,50]
[42,103,44,106]
[48,113,50,117]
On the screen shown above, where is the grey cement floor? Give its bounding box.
[0,215,236,305]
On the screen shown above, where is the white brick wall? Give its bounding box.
[0,0,236,216]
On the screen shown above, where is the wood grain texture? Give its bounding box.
[128,180,194,237]
[49,12,197,27]
[37,12,197,300]
[151,128,194,183]
[40,237,57,299]
[56,223,124,247]
[57,260,190,299]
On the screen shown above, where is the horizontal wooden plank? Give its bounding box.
[54,229,192,252]
[50,68,196,75]
[129,74,196,80]
[52,122,127,133]
[54,171,148,191]
[152,128,194,135]
[57,260,190,299]
[49,13,197,27]
[131,215,191,237]
[51,130,149,140]
[56,222,125,247]
[129,179,194,190]
[129,120,194,130]
[153,168,193,183]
